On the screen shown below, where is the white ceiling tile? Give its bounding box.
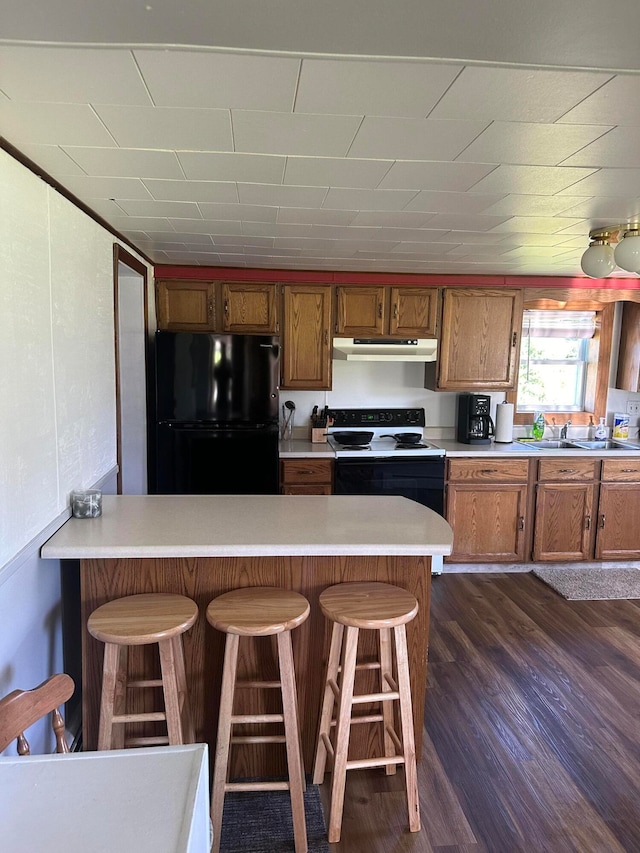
[60,175,154,200]
[242,222,313,238]
[556,197,640,221]
[277,207,357,226]
[238,183,327,207]
[429,66,611,122]
[283,156,392,188]
[395,189,506,214]
[13,143,86,176]
[458,121,611,166]
[0,101,116,147]
[211,236,274,248]
[0,46,152,106]
[295,58,461,117]
[308,224,383,240]
[198,203,278,222]
[327,239,400,252]
[322,187,417,211]
[169,219,243,236]
[420,213,511,231]
[177,152,285,183]
[490,216,586,234]
[500,233,572,246]
[347,117,489,160]
[560,127,640,168]
[447,243,512,256]
[62,147,184,178]
[233,111,361,157]
[438,231,512,244]
[94,105,232,151]
[134,50,300,111]
[557,168,640,197]
[377,227,450,242]
[143,179,238,203]
[117,199,202,218]
[390,243,459,255]
[481,194,587,216]
[350,210,434,227]
[244,246,302,257]
[274,238,337,251]
[469,164,598,195]
[558,75,640,126]
[84,199,128,218]
[109,216,175,232]
[381,161,497,192]
[144,231,213,244]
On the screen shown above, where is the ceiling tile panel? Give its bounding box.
[490,216,586,234]
[419,213,512,231]
[558,75,640,126]
[560,126,640,168]
[557,168,640,197]
[13,143,86,176]
[134,50,300,111]
[233,111,362,157]
[481,194,588,216]
[169,219,243,236]
[0,101,117,147]
[177,152,285,183]
[0,46,152,105]
[277,207,357,226]
[469,164,598,195]
[237,183,327,207]
[62,147,184,179]
[143,179,238,203]
[429,66,612,122]
[397,189,506,214]
[61,175,154,200]
[116,199,202,218]
[283,156,392,188]
[198,203,278,222]
[350,210,434,227]
[295,58,461,116]
[322,187,417,211]
[556,197,640,221]
[347,117,490,160]
[94,105,233,151]
[381,161,497,192]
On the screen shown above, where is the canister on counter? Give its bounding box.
[613,413,630,439]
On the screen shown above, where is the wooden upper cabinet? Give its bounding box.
[156,279,278,334]
[281,284,333,390]
[220,282,278,334]
[156,279,215,331]
[615,301,640,392]
[427,287,523,390]
[335,286,439,338]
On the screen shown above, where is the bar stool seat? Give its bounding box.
[88,593,197,750]
[312,581,420,843]
[207,587,310,853]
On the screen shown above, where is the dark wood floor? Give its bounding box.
[321,572,640,852]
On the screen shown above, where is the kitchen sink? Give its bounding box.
[517,439,579,449]
[569,439,638,451]
[518,438,640,451]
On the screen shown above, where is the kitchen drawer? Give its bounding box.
[280,458,333,485]
[601,458,640,482]
[282,484,332,495]
[447,458,529,483]
[537,458,598,482]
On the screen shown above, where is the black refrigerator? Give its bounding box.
[155,331,280,494]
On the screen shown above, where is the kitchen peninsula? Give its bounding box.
[41,494,452,775]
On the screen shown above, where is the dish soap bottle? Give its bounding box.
[532,412,546,440]
[594,417,607,440]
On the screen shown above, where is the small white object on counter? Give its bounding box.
[494,402,515,443]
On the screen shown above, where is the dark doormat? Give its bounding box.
[532,566,640,600]
[220,784,329,853]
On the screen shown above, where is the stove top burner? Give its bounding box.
[395,443,428,449]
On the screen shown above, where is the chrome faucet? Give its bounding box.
[560,420,572,439]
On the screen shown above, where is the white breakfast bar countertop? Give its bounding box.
[40,494,453,560]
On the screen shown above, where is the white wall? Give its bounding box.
[0,149,149,753]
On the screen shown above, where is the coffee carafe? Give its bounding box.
[456,393,495,445]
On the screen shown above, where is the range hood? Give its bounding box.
[333,337,438,362]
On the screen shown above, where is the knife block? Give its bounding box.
[311,428,328,443]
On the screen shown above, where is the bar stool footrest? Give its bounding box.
[226,781,290,793]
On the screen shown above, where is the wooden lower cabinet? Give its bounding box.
[595,458,640,559]
[446,458,530,562]
[280,458,333,495]
[533,458,598,561]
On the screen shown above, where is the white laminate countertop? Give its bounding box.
[279,439,334,458]
[40,495,453,559]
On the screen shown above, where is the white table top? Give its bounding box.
[0,744,210,853]
[40,494,453,559]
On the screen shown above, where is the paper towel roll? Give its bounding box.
[495,402,514,443]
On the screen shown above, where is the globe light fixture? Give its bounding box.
[580,232,616,279]
[613,227,640,273]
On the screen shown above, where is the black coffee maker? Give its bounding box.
[456,393,495,445]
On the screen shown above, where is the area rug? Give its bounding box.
[220,784,329,853]
[532,566,640,600]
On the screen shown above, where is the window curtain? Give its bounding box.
[522,310,596,339]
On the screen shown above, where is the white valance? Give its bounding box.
[522,310,596,339]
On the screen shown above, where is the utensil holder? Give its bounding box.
[311,428,327,443]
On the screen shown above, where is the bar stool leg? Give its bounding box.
[171,634,195,743]
[379,627,397,776]
[210,632,239,853]
[393,623,420,833]
[98,643,128,751]
[312,621,344,785]
[277,631,308,853]
[328,625,359,844]
[158,637,184,745]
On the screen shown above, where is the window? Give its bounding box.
[517,310,596,413]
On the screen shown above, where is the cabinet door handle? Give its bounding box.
[621,468,638,473]
[207,300,213,316]
[378,302,383,318]
[224,299,229,315]
[585,515,591,530]
[558,468,576,473]
[512,332,518,348]
[599,514,606,528]
[324,330,329,345]
[480,468,498,473]
[518,516,525,531]
[393,302,398,318]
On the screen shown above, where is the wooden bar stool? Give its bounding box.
[88,593,197,750]
[312,581,420,843]
[206,587,310,853]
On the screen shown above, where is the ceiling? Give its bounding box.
[3,1,640,278]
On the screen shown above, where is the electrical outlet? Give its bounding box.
[627,401,640,415]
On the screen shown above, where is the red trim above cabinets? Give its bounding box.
[154,264,640,290]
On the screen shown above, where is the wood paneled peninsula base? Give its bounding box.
[41,495,453,777]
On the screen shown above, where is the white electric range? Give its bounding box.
[326,408,445,458]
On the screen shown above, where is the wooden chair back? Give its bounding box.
[0,674,75,755]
